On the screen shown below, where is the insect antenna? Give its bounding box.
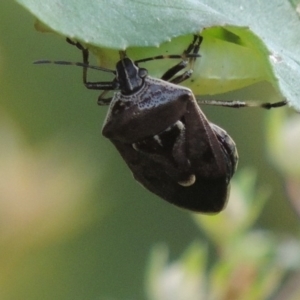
[33,60,116,74]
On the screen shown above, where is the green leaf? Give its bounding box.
[90,28,278,96]
[16,0,300,109]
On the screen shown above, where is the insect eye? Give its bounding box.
[138,68,148,78]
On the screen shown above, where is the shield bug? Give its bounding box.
[35,35,239,213]
[35,35,288,212]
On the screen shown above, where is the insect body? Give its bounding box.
[102,64,238,213]
[36,36,238,213]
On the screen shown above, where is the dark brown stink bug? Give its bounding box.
[35,35,239,213]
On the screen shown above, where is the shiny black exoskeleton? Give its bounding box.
[40,35,239,213]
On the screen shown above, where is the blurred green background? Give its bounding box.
[0,1,299,300]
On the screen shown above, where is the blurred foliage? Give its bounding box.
[145,171,300,300]
[266,109,300,220]
[0,1,300,300]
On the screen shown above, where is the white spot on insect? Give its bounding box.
[153,135,162,146]
[165,120,185,132]
[178,174,196,187]
[132,143,139,151]
[175,120,185,131]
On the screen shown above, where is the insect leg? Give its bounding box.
[66,38,117,91]
[133,35,201,83]
[161,35,203,84]
[97,90,113,105]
